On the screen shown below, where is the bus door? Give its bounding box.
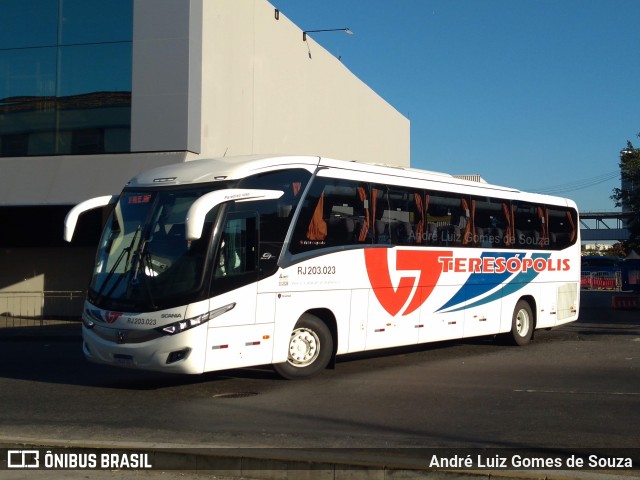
[204,211,274,370]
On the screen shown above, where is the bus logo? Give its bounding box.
[364,249,452,317]
[366,250,565,317]
[105,311,124,324]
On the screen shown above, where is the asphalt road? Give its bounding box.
[0,291,638,453]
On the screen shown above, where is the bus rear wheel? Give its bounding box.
[273,314,333,380]
[510,300,534,346]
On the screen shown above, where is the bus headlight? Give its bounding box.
[156,302,236,336]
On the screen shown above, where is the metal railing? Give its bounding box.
[580,271,622,291]
[0,291,85,329]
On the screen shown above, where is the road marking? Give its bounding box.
[514,389,640,396]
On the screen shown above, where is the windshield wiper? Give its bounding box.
[128,239,158,310]
[131,237,147,283]
[95,225,141,303]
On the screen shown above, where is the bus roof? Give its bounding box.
[125,155,576,208]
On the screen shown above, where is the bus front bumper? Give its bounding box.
[82,323,207,374]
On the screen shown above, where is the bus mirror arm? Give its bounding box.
[64,195,119,242]
[185,189,284,241]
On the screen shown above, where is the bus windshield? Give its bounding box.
[89,187,222,311]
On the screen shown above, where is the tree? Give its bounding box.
[607,242,628,258]
[611,134,640,254]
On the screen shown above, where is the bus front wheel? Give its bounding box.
[273,314,333,379]
[511,300,534,346]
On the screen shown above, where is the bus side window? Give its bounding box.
[376,185,425,246]
[427,193,466,247]
[371,186,391,244]
[289,179,329,253]
[238,169,311,273]
[212,212,258,295]
[514,202,542,249]
[473,197,507,248]
[548,207,577,249]
[290,178,373,252]
[329,181,374,245]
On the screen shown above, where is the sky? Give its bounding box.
[271,0,640,213]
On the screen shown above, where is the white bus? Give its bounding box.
[64,155,580,379]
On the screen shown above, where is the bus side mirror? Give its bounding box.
[64,195,119,242]
[185,189,284,241]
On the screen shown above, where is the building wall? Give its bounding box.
[0,247,95,320]
[131,0,203,153]
[201,0,410,165]
[0,152,189,206]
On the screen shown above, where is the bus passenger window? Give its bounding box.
[513,202,542,249]
[427,193,467,247]
[547,207,577,249]
[371,186,390,244]
[289,184,326,254]
[214,214,257,279]
[473,197,508,248]
[289,178,373,253]
[374,186,427,246]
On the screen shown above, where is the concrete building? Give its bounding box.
[0,0,409,315]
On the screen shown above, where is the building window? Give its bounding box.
[0,0,133,157]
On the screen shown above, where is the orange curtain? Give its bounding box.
[471,199,476,244]
[424,194,430,243]
[414,193,424,244]
[502,202,513,246]
[566,211,576,242]
[372,188,379,237]
[357,187,370,242]
[461,198,472,245]
[306,193,327,241]
[538,206,549,246]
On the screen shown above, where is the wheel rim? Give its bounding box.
[288,327,320,368]
[515,308,530,337]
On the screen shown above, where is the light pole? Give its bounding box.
[302,28,353,42]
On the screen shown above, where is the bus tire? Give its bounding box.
[273,314,333,380]
[510,300,534,346]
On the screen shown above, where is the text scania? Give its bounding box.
[438,256,570,274]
